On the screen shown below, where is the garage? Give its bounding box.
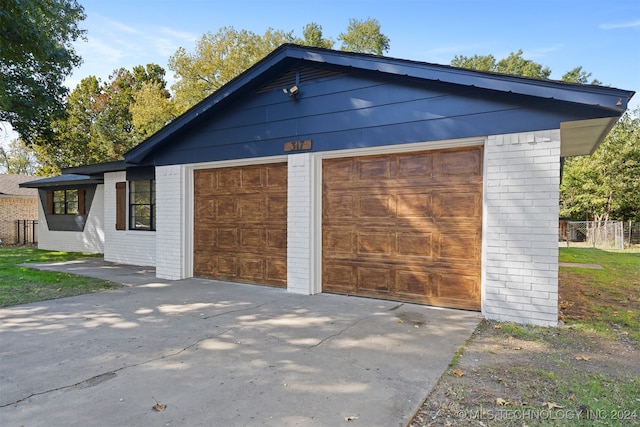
[193,163,288,287]
[322,146,483,310]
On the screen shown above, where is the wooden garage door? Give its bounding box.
[323,146,482,310]
[193,163,288,287]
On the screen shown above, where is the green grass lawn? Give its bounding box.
[0,246,121,307]
[559,247,640,342]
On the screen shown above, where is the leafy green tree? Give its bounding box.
[451,50,551,79]
[298,23,334,49]
[130,81,176,140]
[338,18,390,55]
[0,139,39,175]
[169,27,295,113]
[0,0,86,143]
[561,66,602,85]
[35,64,171,174]
[561,110,640,221]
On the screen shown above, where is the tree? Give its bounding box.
[169,27,295,113]
[338,18,390,55]
[451,50,551,79]
[0,0,86,143]
[35,64,171,174]
[298,23,334,49]
[130,81,176,140]
[0,139,39,175]
[561,66,602,85]
[560,110,640,221]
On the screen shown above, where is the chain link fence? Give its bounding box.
[559,220,638,249]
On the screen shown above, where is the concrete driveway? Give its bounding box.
[0,259,480,427]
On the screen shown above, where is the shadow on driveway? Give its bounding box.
[1,259,481,426]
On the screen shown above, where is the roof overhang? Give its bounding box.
[560,117,619,157]
[19,174,104,189]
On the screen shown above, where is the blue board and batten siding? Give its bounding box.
[149,65,621,166]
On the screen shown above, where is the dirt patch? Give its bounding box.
[410,321,640,426]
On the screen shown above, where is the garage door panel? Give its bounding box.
[241,228,264,248]
[325,195,355,218]
[396,193,432,218]
[239,197,265,219]
[358,267,391,293]
[217,256,237,275]
[266,259,287,285]
[439,149,482,177]
[323,264,354,292]
[240,258,264,281]
[266,228,287,250]
[194,163,287,288]
[218,169,241,189]
[266,165,288,189]
[435,192,481,218]
[323,146,482,310]
[397,232,433,258]
[359,157,391,180]
[395,270,435,297]
[324,229,354,255]
[359,194,395,218]
[242,168,263,187]
[397,152,434,178]
[216,197,237,218]
[267,196,287,218]
[217,228,238,248]
[439,234,480,260]
[324,158,354,183]
[357,232,392,256]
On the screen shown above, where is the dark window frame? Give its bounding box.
[52,189,79,215]
[129,179,156,231]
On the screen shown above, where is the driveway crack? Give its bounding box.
[0,328,234,408]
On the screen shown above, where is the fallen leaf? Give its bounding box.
[575,356,590,361]
[542,402,564,409]
[496,398,508,406]
[153,402,167,412]
[345,416,359,422]
[452,369,464,377]
[513,346,522,350]
[494,324,503,329]
[396,319,404,323]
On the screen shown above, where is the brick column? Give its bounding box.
[287,153,320,294]
[483,130,561,326]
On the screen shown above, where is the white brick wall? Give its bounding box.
[155,165,186,280]
[103,172,156,267]
[38,185,104,254]
[483,130,561,326]
[287,153,319,294]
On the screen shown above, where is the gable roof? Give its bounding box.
[125,44,634,164]
[0,174,38,196]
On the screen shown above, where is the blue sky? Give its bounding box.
[70,0,640,110]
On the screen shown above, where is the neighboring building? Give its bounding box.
[22,45,635,326]
[0,174,39,244]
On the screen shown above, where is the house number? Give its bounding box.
[284,139,312,152]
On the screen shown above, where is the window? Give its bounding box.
[129,180,155,230]
[52,189,79,215]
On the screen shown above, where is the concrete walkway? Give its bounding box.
[1,259,481,427]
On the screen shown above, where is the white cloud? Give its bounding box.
[600,20,640,30]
